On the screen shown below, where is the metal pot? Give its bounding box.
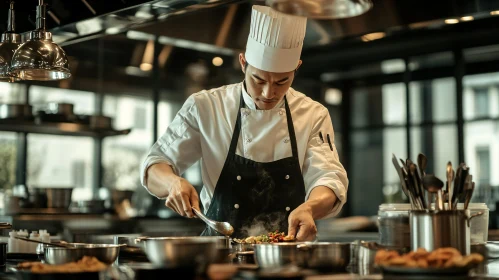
[45,188,73,208]
[253,243,306,269]
[235,251,255,264]
[297,242,351,272]
[232,242,254,252]
[0,104,33,120]
[136,237,219,268]
[46,102,74,115]
[26,187,48,208]
[43,243,123,265]
[410,209,483,255]
[89,115,113,130]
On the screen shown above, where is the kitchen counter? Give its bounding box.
[212,259,499,280]
[0,254,499,280]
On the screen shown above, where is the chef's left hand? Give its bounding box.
[287,204,317,241]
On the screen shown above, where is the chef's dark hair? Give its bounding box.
[244,62,299,75]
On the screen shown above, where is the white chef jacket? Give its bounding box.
[140,82,348,219]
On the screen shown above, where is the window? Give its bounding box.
[349,84,407,216]
[0,132,17,190]
[26,87,96,200]
[410,78,457,124]
[351,84,406,128]
[463,73,499,120]
[30,86,96,115]
[474,88,489,118]
[350,130,385,216]
[134,106,147,129]
[476,147,491,188]
[27,135,94,192]
[102,95,153,191]
[463,72,499,208]
[0,83,23,191]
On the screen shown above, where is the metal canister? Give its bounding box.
[410,210,482,255]
[377,204,411,248]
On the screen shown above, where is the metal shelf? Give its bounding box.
[0,121,131,138]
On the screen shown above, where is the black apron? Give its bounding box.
[201,92,306,238]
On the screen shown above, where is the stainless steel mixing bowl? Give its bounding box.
[297,242,351,271]
[137,237,219,268]
[253,242,307,269]
[43,243,123,265]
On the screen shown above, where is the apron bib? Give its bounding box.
[201,92,306,238]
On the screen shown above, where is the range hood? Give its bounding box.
[0,0,246,47]
[3,0,499,52]
[3,0,499,93]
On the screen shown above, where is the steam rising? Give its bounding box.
[240,211,287,237]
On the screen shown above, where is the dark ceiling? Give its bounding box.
[2,0,499,95]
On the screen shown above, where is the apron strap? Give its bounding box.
[284,95,299,159]
[228,91,245,155]
[228,91,299,158]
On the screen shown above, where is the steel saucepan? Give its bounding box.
[45,103,74,116]
[0,104,33,120]
[45,188,73,208]
[89,115,113,130]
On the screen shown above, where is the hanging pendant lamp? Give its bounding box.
[265,0,373,20]
[10,0,71,81]
[0,1,21,82]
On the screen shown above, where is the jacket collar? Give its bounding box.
[242,81,286,110]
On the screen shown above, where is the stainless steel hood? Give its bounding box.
[3,0,499,92]
[129,0,499,52]
[0,0,246,46]
[3,0,499,53]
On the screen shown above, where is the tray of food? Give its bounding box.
[11,256,111,280]
[375,247,484,277]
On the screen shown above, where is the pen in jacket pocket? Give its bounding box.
[319,132,324,143]
[326,134,334,151]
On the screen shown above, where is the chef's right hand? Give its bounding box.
[164,175,200,218]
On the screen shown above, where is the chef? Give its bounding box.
[140,5,348,241]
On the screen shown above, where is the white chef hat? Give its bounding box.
[245,5,307,73]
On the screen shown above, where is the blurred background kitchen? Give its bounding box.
[0,0,498,243]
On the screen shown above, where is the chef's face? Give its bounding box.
[239,53,301,110]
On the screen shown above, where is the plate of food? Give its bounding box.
[375,247,484,277]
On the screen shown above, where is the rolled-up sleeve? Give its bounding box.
[302,107,349,219]
[140,95,202,196]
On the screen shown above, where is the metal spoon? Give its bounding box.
[464,182,475,210]
[417,153,427,178]
[423,174,445,211]
[192,207,234,237]
[446,161,454,210]
[392,154,415,209]
[14,237,72,248]
[409,162,426,210]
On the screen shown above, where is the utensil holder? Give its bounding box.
[410,210,482,255]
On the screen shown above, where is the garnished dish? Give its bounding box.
[233,230,295,244]
[375,247,484,268]
[374,247,484,277]
[17,256,109,274]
